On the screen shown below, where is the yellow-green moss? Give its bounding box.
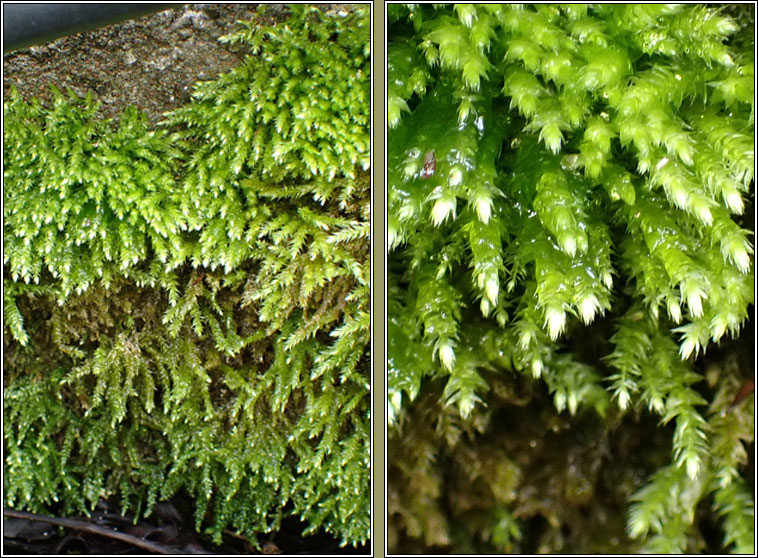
[4,5,370,547]
[388,3,753,553]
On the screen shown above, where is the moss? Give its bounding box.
[388,3,753,553]
[4,5,369,548]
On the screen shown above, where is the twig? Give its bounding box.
[3,508,186,555]
[221,529,249,542]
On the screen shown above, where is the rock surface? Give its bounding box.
[3,3,356,124]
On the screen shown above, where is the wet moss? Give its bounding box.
[388,4,754,554]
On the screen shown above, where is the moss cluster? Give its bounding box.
[4,5,369,547]
[388,4,753,553]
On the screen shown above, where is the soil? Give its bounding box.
[2,3,369,555]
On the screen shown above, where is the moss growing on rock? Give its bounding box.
[4,5,370,547]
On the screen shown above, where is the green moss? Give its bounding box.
[388,3,753,553]
[4,5,369,547]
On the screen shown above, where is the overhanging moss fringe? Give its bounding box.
[4,5,370,547]
[387,3,753,554]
